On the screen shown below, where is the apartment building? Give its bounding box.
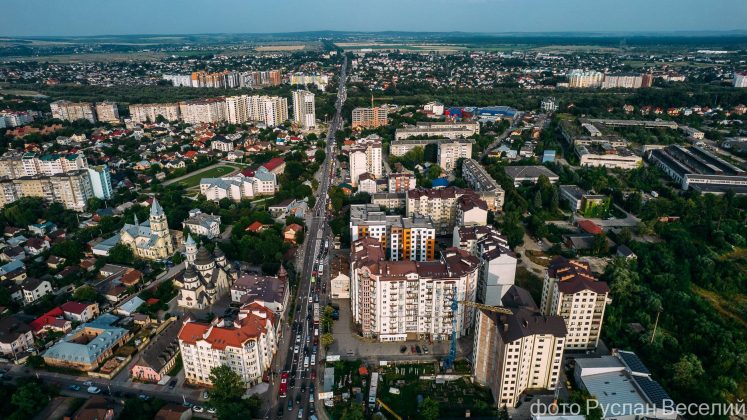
[292,90,316,129]
[395,124,478,141]
[437,138,474,172]
[249,95,289,127]
[734,71,747,88]
[351,106,388,129]
[567,70,604,88]
[349,135,383,187]
[350,237,480,341]
[179,303,277,387]
[289,73,329,90]
[601,74,644,89]
[541,258,610,350]
[541,97,558,112]
[0,170,94,211]
[461,158,505,211]
[179,98,228,125]
[388,171,417,193]
[200,168,277,202]
[50,100,97,123]
[0,152,88,178]
[225,95,249,124]
[473,286,566,408]
[87,165,113,200]
[95,101,120,123]
[453,225,517,306]
[406,187,488,234]
[128,103,181,123]
[350,204,436,262]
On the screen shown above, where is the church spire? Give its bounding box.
[150,197,164,217]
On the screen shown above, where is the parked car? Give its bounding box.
[87,386,101,394]
[168,380,177,389]
[82,381,93,386]
[192,406,204,413]
[207,407,217,414]
[202,391,209,399]
[68,385,81,391]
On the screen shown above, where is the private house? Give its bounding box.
[130,320,182,383]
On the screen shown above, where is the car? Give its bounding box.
[277,405,285,417]
[294,345,300,354]
[301,383,306,393]
[308,296,312,303]
[311,370,316,380]
[296,393,302,404]
[192,406,205,413]
[287,400,294,411]
[168,380,177,389]
[416,345,422,354]
[202,391,209,399]
[138,394,151,400]
[68,385,81,391]
[309,406,316,416]
[207,407,217,414]
[309,393,315,403]
[295,335,301,344]
[422,345,429,354]
[400,345,407,353]
[411,346,416,354]
[82,381,93,386]
[297,408,304,419]
[87,386,101,394]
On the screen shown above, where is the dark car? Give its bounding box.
[168,380,177,389]
[277,405,285,417]
[287,400,293,411]
[416,345,422,354]
[400,345,407,353]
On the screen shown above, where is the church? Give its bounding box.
[119,198,176,260]
[175,234,237,310]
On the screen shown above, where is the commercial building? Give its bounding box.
[387,171,416,193]
[50,100,97,123]
[350,237,480,341]
[87,165,113,200]
[230,266,289,316]
[574,350,676,419]
[128,103,181,123]
[350,204,436,261]
[541,258,610,350]
[473,286,566,408]
[453,225,517,306]
[43,314,130,371]
[199,167,277,201]
[567,70,604,88]
[351,106,388,129]
[179,303,277,386]
[559,185,609,215]
[648,145,747,194]
[292,90,316,129]
[503,165,559,186]
[349,135,383,187]
[95,101,120,123]
[130,320,182,383]
[406,187,488,235]
[461,158,505,211]
[576,143,642,169]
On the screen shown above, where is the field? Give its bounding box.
[255,45,306,51]
[174,165,239,188]
[334,42,468,52]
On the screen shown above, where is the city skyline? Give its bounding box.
[1,0,745,37]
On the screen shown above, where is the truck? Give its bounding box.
[313,303,320,326]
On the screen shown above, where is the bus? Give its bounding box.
[368,372,379,408]
[279,372,288,398]
[313,303,320,326]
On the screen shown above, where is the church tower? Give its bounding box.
[185,234,197,266]
[149,197,175,255]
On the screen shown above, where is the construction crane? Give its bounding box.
[376,398,403,420]
[370,93,394,108]
[442,296,513,371]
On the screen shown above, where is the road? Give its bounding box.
[479,112,523,160]
[265,55,348,420]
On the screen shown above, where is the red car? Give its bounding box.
[311,370,316,380]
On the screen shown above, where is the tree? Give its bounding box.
[108,243,135,265]
[73,285,99,303]
[340,403,365,420]
[10,381,48,419]
[672,353,704,389]
[420,397,439,420]
[533,190,543,209]
[208,365,246,403]
[87,197,104,210]
[320,332,334,349]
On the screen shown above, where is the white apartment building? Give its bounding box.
[349,204,436,262]
[179,98,228,125]
[541,258,610,350]
[453,225,517,306]
[50,100,97,123]
[292,90,316,129]
[128,103,181,123]
[249,95,288,127]
[350,237,480,342]
[200,168,276,202]
[567,70,604,88]
[211,139,234,152]
[86,165,113,200]
[406,187,488,235]
[734,71,747,88]
[5,152,89,177]
[225,95,249,124]
[473,286,566,408]
[179,303,277,387]
[95,101,120,123]
[349,135,383,187]
[437,139,474,172]
[601,74,644,89]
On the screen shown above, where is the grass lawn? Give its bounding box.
[177,165,237,188]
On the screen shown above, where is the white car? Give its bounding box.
[86,386,101,394]
[82,381,93,386]
[207,407,217,414]
[192,406,205,413]
[294,345,300,353]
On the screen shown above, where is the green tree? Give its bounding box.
[340,403,365,420]
[533,190,543,209]
[10,381,48,419]
[73,285,99,303]
[672,353,705,389]
[108,243,135,265]
[320,332,334,349]
[420,397,439,420]
[208,365,246,403]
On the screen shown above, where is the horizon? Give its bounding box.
[1,0,745,38]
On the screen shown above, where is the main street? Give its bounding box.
[265,54,348,420]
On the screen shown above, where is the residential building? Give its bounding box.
[350,204,436,261]
[73,396,116,420]
[574,350,676,419]
[472,286,566,409]
[0,316,34,358]
[351,106,388,129]
[567,70,604,88]
[199,168,277,201]
[388,172,416,193]
[247,95,288,127]
[541,97,558,112]
[43,314,130,371]
[461,158,505,211]
[179,98,228,124]
[175,238,236,310]
[350,237,480,341]
[453,225,517,306]
[182,209,221,239]
[541,258,610,350]
[60,301,100,323]
[261,157,286,175]
[357,172,377,194]
[179,302,277,386]
[225,95,250,124]
[0,151,88,178]
[734,71,747,88]
[292,90,316,129]
[211,137,234,152]
[437,138,474,172]
[131,320,182,383]
[118,198,176,260]
[395,122,479,141]
[87,165,113,200]
[371,192,406,210]
[230,266,289,316]
[0,170,95,211]
[128,103,181,123]
[30,307,72,336]
[283,224,303,244]
[155,404,193,420]
[349,135,383,187]
[601,73,644,89]
[648,145,747,194]
[289,73,329,90]
[50,100,97,123]
[95,101,120,123]
[21,277,52,304]
[503,165,559,186]
[406,187,488,234]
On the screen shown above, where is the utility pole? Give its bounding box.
[650,310,661,344]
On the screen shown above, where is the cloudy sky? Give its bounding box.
[1,0,745,37]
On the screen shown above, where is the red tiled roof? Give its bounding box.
[30,307,66,332]
[246,221,265,232]
[146,298,160,305]
[577,220,603,235]
[262,157,285,171]
[178,303,274,350]
[60,301,89,315]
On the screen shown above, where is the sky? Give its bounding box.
[1,0,745,37]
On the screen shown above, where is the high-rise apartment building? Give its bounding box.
[246,96,288,127]
[0,152,88,178]
[95,101,120,123]
[541,258,610,350]
[225,95,249,124]
[178,98,228,125]
[735,71,747,88]
[352,106,388,129]
[179,303,277,387]
[437,139,474,172]
[387,172,417,193]
[461,158,505,211]
[567,70,604,88]
[473,286,566,408]
[601,73,644,89]
[350,237,480,341]
[406,187,488,235]
[292,90,316,129]
[86,165,113,200]
[349,135,383,187]
[128,103,181,123]
[0,170,94,211]
[350,204,436,262]
[50,100,97,123]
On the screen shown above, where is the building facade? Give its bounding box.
[349,135,383,187]
[292,90,316,129]
[50,100,97,123]
[87,165,113,200]
[95,101,120,123]
[461,158,505,211]
[128,103,181,123]
[199,168,277,202]
[350,204,436,262]
[406,187,488,235]
[352,106,388,129]
[176,237,236,310]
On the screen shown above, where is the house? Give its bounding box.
[104,284,129,303]
[28,221,56,236]
[46,255,66,269]
[20,278,53,304]
[61,301,100,323]
[73,396,116,420]
[261,157,286,175]
[0,315,34,357]
[24,237,50,256]
[245,221,268,233]
[130,320,182,383]
[616,245,637,260]
[155,404,193,420]
[577,219,603,235]
[115,296,144,315]
[268,198,308,221]
[120,269,143,287]
[30,307,72,336]
[2,246,26,262]
[283,224,303,244]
